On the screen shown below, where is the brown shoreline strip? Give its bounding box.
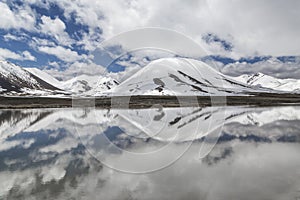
[1,93,300,109]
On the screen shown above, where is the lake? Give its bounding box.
[0,106,300,200]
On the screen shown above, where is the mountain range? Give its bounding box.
[0,58,299,97]
[233,72,300,92]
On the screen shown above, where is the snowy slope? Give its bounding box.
[0,60,60,94]
[0,60,118,96]
[1,58,300,96]
[233,72,300,92]
[25,68,63,89]
[111,58,263,96]
[62,74,97,93]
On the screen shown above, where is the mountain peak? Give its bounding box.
[233,72,300,92]
[112,58,258,96]
[0,60,60,94]
[1,58,300,97]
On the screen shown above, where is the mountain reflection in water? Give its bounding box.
[0,106,300,200]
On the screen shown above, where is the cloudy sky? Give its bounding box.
[0,0,300,78]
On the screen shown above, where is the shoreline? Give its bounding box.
[1,93,300,109]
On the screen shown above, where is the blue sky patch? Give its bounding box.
[202,33,233,52]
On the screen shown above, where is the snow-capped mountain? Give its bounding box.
[233,72,300,92]
[1,58,300,97]
[111,58,264,96]
[62,75,119,95]
[25,67,63,89]
[0,60,61,94]
[24,69,119,95]
[0,60,119,96]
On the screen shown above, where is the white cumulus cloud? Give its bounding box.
[0,2,36,31]
[0,48,36,61]
[22,51,36,61]
[47,0,300,57]
[38,46,87,63]
[39,16,73,46]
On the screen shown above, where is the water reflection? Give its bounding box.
[0,106,300,199]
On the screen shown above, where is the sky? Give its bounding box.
[0,0,300,79]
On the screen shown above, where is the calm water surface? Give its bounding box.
[0,106,300,200]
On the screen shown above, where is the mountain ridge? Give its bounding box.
[111,58,270,96]
[233,72,300,92]
[0,60,61,95]
[1,58,300,96]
